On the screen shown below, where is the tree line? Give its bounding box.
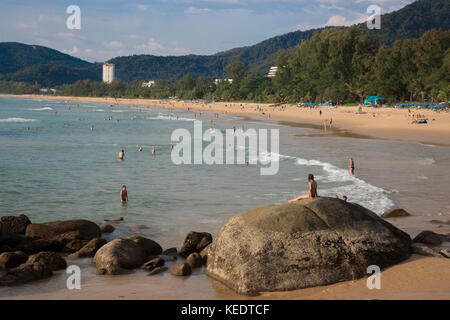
[1,27,448,104]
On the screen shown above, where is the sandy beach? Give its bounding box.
[2,94,449,146]
[0,93,449,300]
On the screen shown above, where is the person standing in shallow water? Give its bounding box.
[119,149,125,160]
[349,158,355,175]
[287,174,318,203]
[120,185,128,203]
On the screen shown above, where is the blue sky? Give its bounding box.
[0,0,414,62]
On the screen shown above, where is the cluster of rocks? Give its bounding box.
[0,213,213,286]
[1,199,448,295]
[381,208,450,259]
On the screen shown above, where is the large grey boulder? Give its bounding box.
[206,197,412,295]
[94,238,147,275]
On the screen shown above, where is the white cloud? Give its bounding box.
[103,41,123,49]
[185,7,212,14]
[138,4,149,11]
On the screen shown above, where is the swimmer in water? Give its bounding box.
[90,125,94,131]
[104,217,124,223]
[139,146,143,152]
[120,185,128,203]
[287,174,318,203]
[170,145,174,151]
[119,149,125,160]
[151,146,156,156]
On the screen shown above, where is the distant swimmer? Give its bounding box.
[120,185,128,202]
[104,217,124,223]
[349,158,355,175]
[139,146,143,152]
[287,174,318,203]
[151,146,156,156]
[119,149,125,160]
[335,195,348,202]
[170,145,174,151]
[26,126,30,131]
[90,125,94,131]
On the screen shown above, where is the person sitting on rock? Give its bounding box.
[288,174,318,203]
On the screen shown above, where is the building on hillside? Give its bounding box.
[142,80,156,88]
[214,78,233,85]
[267,66,278,78]
[102,63,115,84]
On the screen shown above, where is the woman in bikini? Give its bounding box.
[288,174,318,203]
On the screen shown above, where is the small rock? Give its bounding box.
[171,262,192,276]
[179,232,212,257]
[169,255,177,261]
[162,247,177,255]
[64,239,89,253]
[186,252,203,269]
[100,224,115,234]
[148,266,168,276]
[440,248,450,258]
[69,238,107,258]
[413,231,442,246]
[199,245,210,266]
[382,208,410,218]
[27,252,67,271]
[0,251,28,269]
[142,257,165,271]
[411,243,442,257]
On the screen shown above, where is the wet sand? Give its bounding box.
[2,255,449,300]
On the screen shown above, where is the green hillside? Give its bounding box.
[0,0,448,86]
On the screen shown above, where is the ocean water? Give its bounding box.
[0,97,396,248]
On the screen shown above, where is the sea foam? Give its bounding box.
[0,117,39,123]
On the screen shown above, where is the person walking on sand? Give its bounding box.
[287,174,318,203]
[120,185,128,203]
[119,149,125,160]
[349,158,355,175]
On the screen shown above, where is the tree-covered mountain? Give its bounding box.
[0,0,448,86]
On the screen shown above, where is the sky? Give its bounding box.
[0,0,415,62]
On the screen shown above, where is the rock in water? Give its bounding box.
[0,262,52,286]
[179,232,212,257]
[126,236,162,257]
[142,257,165,271]
[186,252,203,269]
[27,252,67,271]
[171,262,192,276]
[206,198,412,295]
[94,238,147,275]
[69,238,107,258]
[382,208,410,218]
[1,215,31,234]
[0,251,28,269]
[25,220,101,243]
[413,231,442,246]
[100,224,115,234]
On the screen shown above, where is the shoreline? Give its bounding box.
[1,94,450,146]
[1,93,449,300]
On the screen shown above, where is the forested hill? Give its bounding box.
[0,0,448,86]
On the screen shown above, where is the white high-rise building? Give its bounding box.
[102,63,115,84]
[267,66,278,78]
